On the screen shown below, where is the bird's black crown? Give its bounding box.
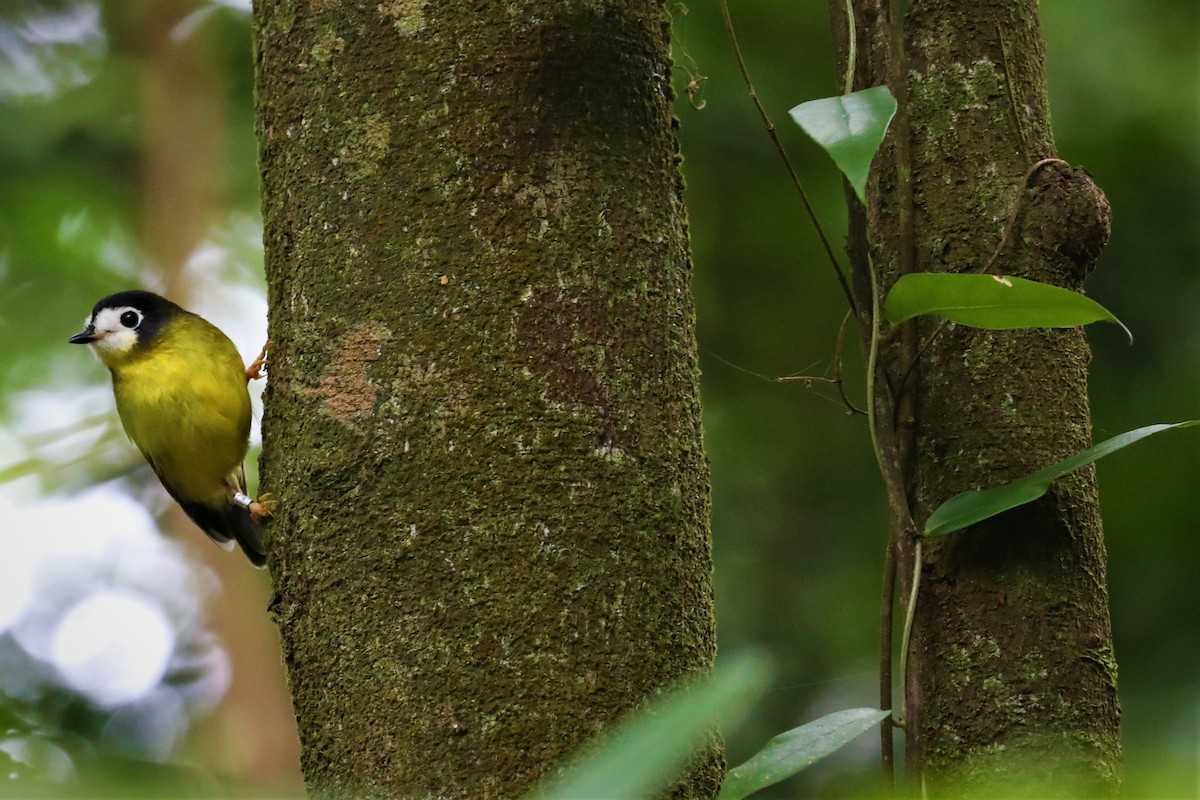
[89,290,186,346]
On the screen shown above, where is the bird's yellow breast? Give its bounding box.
[110,314,251,503]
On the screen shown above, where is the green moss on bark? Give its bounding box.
[254,2,720,797]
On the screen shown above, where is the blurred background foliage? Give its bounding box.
[0,0,1194,796]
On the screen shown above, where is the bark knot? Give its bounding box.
[1021,163,1111,285]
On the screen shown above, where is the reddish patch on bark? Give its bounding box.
[304,324,390,424]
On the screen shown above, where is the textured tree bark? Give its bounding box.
[252,2,721,797]
[829,0,1121,794]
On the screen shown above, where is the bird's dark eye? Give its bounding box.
[119,310,141,328]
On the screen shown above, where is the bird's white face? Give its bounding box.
[81,305,144,362]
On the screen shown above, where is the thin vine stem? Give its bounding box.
[879,538,896,778]
[842,0,857,95]
[979,157,1068,275]
[866,251,903,782]
[776,309,867,417]
[897,537,922,726]
[865,257,884,504]
[719,0,858,317]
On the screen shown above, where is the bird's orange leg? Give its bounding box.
[233,490,276,519]
[245,341,271,382]
[249,493,276,520]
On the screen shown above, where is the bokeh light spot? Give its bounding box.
[50,590,175,707]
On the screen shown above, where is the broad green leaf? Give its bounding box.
[529,653,772,800]
[719,708,890,800]
[925,421,1200,537]
[789,86,897,203]
[885,273,1131,341]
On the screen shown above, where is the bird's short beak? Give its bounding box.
[69,326,99,344]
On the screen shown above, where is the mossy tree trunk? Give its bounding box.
[252,2,721,797]
[829,0,1121,794]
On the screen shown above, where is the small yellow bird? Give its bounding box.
[70,290,272,566]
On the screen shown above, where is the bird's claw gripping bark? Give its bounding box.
[246,341,271,382]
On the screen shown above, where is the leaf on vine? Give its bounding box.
[884,273,1132,342]
[789,85,897,203]
[924,421,1200,536]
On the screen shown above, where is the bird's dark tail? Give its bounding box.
[179,499,268,568]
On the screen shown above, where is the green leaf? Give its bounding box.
[529,653,772,800]
[718,708,890,800]
[885,273,1132,342]
[789,86,897,203]
[925,421,1200,537]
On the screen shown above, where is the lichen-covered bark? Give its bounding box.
[829,0,1121,794]
[252,2,721,797]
